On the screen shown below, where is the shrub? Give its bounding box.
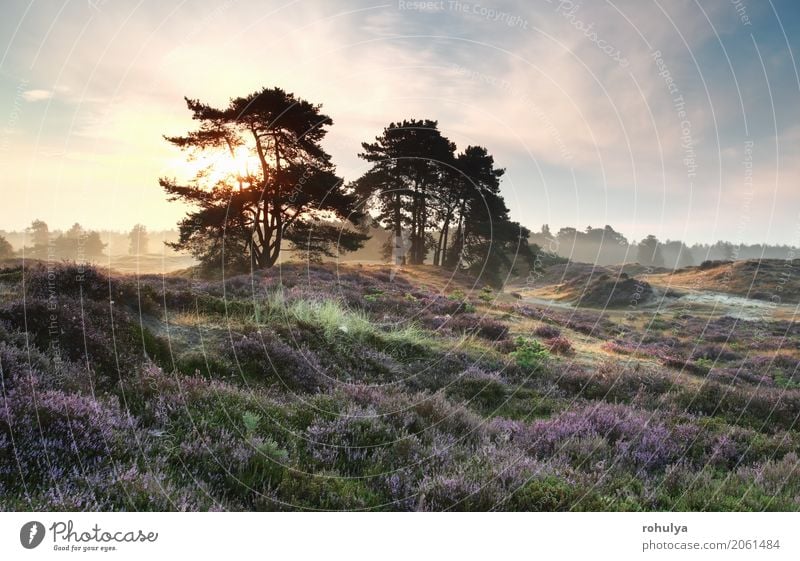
[0,338,94,396]
[556,360,673,404]
[447,314,509,340]
[510,337,549,370]
[176,350,232,378]
[545,336,574,355]
[534,325,561,339]
[0,378,134,496]
[276,470,384,510]
[449,289,467,301]
[0,298,162,387]
[24,263,111,301]
[418,474,486,511]
[166,427,275,506]
[99,465,213,511]
[305,406,419,476]
[691,344,741,362]
[506,476,597,511]
[409,392,483,440]
[741,452,800,497]
[521,403,683,473]
[446,367,508,410]
[227,332,329,392]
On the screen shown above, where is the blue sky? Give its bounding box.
[1,0,799,244]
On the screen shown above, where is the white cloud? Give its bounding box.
[21,89,53,102]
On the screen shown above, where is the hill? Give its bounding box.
[645,259,800,303]
[512,261,665,308]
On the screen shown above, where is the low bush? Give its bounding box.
[0,374,134,500]
[227,332,329,392]
[446,367,508,410]
[545,336,574,355]
[511,337,549,371]
[447,314,509,340]
[534,325,561,339]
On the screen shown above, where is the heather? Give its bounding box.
[1,262,799,511]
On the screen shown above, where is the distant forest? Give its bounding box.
[0,222,183,259]
[529,224,799,269]
[2,220,797,272]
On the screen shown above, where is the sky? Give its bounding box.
[0,0,799,245]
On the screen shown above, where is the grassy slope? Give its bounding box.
[646,259,800,303]
[1,260,799,511]
[512,261,663,308]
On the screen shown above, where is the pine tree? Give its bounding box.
[355,119,456,265]
[0,235,13,260]
[26,219,49,259]
[161,87,367,271]
[637,234,664,268]
[128,224,149,255]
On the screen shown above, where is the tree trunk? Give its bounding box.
[393,192,403,265]
[410,192,419,265]
[418,193,427,264]
[433,206,453,267]
[435,206,453,267]
[446,199,467,268]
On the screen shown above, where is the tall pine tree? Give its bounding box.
[161,87,367,271]
[356,121,533,284]
[355,120,456,265]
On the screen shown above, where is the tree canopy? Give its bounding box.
[0,235,13,260]
[128,224,149,255]
[161,87,367,271]
[637,234,664,268]
[54,223,106,260]
[26,219,49,259]
[355,120,532,283]
[160,88,531,283]
[354,119,455,265]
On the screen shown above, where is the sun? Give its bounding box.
[169,144,259,186]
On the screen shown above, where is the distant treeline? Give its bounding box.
[0,221,182,260]
[3,219,796,271]
[529,224,798,268]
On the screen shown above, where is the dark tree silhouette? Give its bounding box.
[355,119,456,265]
[356,122,532,283]
[443,146,534,281]
[26,219,49,259]
[128,224,149,255]
[676,244,694,268]
[637,234,664,268]
[443,146,505,266]
[711,241,736,261]
[0,235,13,260]
[662,239,694,268]
[83,232,106,260]
[161,87,367,270]
[54,223,106,260]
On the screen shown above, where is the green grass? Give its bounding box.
[262,292,427,350]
